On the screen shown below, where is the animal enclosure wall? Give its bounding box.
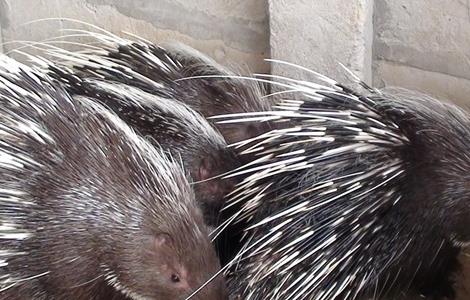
[2,0,470,106]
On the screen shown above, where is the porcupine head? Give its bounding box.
[58,101,229,300]
[98,174,228,300]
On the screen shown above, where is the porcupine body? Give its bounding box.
[31,29,469,298]
[31,52,238,226]
[39,30,269,144]
[0,55,227,300]
[31,30,273,262]
[215,69,470,299]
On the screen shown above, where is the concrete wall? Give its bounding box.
[0,22,3,54]
[373,0,470,107]
[0,0,4,54]
[268,0,374,85]
[266,0,470,106]
[1,0,470,105]
[0,0,270,73]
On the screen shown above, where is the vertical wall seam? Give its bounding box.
[266,0,272,75]
[0,9,3,54]
[364,0,374,85]
[0,23,3,54]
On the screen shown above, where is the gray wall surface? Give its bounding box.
[0,0,270,73]
[269,0,374,84]
[2,0,470,104]
[0,0,469,297]
[374,0,470,107]
[2,0,470,106]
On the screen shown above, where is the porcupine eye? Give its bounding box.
[171,274,180,283]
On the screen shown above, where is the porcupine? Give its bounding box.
[27,52,238,227]
[213,65,469,299]
[28,27,468,298]
[23,28,270,261]
[0,55,227,300]
[35,27,269,144]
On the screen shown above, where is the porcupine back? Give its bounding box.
[28,51,238,226]
[0,55,226,300]
[30,30,271,257]
[215,68,469,299]
[37,29,269,144]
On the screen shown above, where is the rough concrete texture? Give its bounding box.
[0,22,2,53]
[268,0,373,84]
[373,0,470,105]
[0,0,4,54]
[376,61,470,108]
[0,0,269,73]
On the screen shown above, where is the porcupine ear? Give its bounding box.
[198,157,213,182]
[154,233,173,249]
[197,156,230,197]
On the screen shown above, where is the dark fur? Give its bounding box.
[45,64,238,226]
[46,38,271,144]
[220,82,470,299]
[0,58,227,300]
